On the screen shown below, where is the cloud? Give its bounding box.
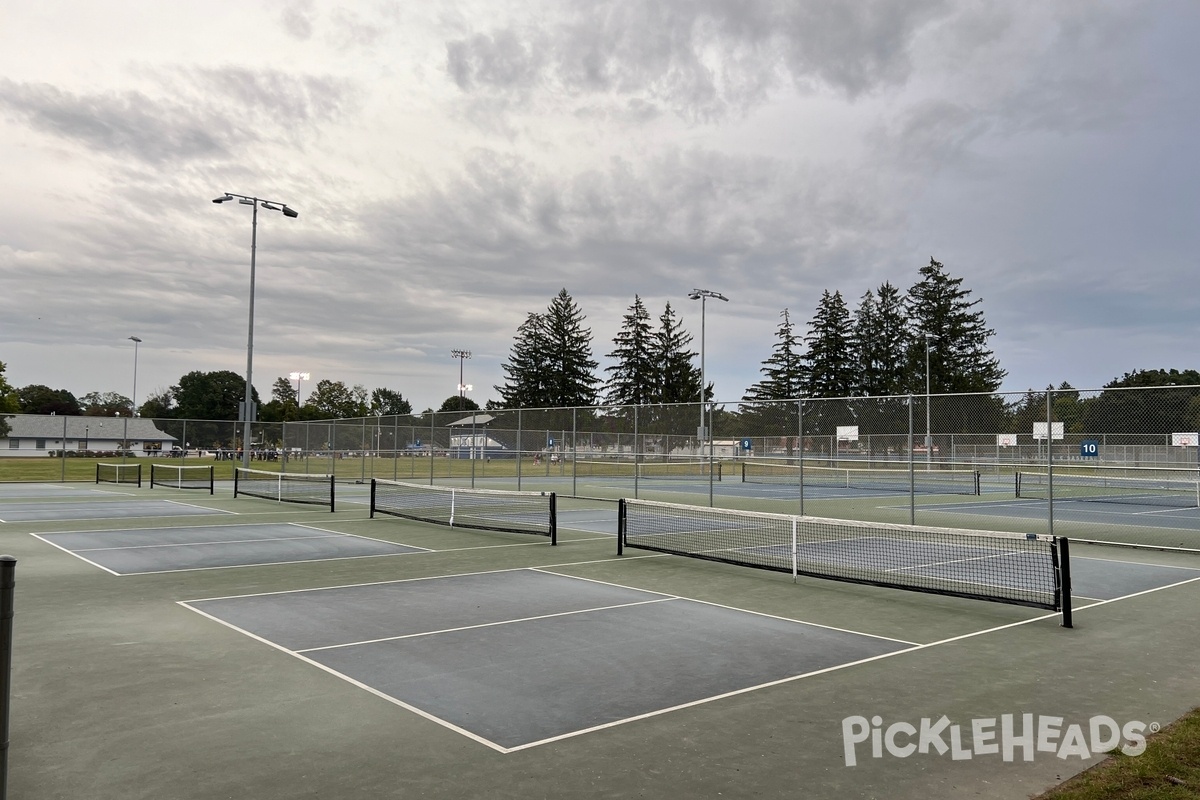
[280,0,317,40]
[0,69,357,165]
[0,79,231,164]
[444,0,951,123]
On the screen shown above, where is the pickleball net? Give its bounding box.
[574,460,722,481]
[742,461,980,495]
[96,462,142,487]
[371,479,556,543]
[1016,471,1200,509]
[617,498,1070,620]
[150,463,214,493]
[234,468,335,510]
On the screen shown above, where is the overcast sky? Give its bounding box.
[2,1,1197,413]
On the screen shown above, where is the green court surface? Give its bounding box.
[4,480,1199,799]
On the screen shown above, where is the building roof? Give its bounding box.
[3,414,177,442]
[447,414,496,427]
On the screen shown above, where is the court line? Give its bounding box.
[295,597,676,653]
[182,555,1200,753]
[179,602,513,754]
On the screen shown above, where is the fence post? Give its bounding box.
[0,555,17,800]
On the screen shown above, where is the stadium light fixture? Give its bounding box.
[289,372,310,406]
[688,289,729,452]
[128,336,142,417]
[213,191,299,469]
[451,350,472,411]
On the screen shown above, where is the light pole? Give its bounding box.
[213,192,298,469]
[924,332,938,467]
[289,371,310,406]
[688,289,729,453]
[451,349,472,412]
[128,336,142,416]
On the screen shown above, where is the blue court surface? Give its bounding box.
[0,499,230,523]
[0,483,128,499]
[33,523,424,574]
[183,569,915,751]
[914,496,1200,533]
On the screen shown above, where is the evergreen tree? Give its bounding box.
[905,258,1005,394]
[654,301,702,405]
[743,309,804,402]
[496,289,599,408]
[852,283,909,397]
[496,312,551,408]
[800,290,856,398]
[603,296,657,406]
[543,289,600,407]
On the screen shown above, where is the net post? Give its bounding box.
[370,479,377,519]
[549,493,557,545]
[791,518,798,583]
[1058,537,1073,628]
[207,465,214,496]
[0,556,16,800]
[616,498,626,555]
[233,467,241,498]
[95,462,100,484]
[328,475,336,513]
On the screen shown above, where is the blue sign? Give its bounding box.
[1080,439,1099,458]
[741,438,753,451]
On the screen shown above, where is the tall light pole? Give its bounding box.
[451,350,472,411]
[213,192,298,468]
[688,289,729,452]
[128,336,142,416]
[924,332,938,467]
[289,371,310,406]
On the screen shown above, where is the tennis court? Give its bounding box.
[6,476,1200,799]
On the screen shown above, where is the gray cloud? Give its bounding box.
[0,68,356,165]
[0,79,231,164]
[280,0,317,40]
[444,0,950,122]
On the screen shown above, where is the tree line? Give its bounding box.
[492,259,1006,409]
[2,256,1198,439]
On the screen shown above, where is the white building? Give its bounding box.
[0,414,177,457]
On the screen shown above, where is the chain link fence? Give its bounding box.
[5,384,1197,549]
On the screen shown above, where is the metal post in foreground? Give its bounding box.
[0,555,17,800]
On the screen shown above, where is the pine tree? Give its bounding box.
[495,312,551,408]
[654,302,702,405]
[603,296,657,406]
[905,258,1006,393]
[852,283,910,397]
[801,290,856,398]
[743,309,804,402]
[496,289,599,408]
[544,288,600,407]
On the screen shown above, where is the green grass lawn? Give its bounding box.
[1035,708,1200,799]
